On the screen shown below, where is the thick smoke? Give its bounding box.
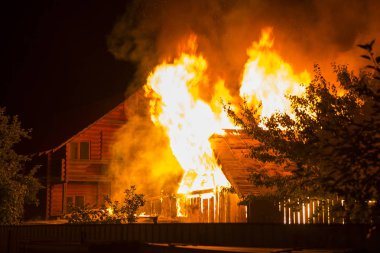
[106,0,380,199]
[109,90,182,200]
[108,0,380,94]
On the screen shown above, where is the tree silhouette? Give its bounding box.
[226,42,380,223]
[0,107,42,225]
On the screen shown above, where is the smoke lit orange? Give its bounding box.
[143,28,310,218]
[240,28,310,118]
[144,46,232,196]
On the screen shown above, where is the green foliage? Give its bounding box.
[0,107,43,225]
[67,185,145,224]
[122,185,146,223]
[226,42,380,223]
[67,204,107,224]
[358,40,380,81]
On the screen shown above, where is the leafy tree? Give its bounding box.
[67,185,145,224]
[122,185,146,223]
[0,107,42,225]
[226,42,380,223]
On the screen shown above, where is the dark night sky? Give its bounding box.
[1,0,135,153]
[2,0,380,155]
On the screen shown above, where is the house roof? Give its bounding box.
[38,94,126,155]
[39,100,127,155]
[211,129,285,196]
[38,88,148,155]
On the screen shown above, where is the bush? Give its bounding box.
[66,185,145,224]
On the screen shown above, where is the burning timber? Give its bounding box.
[139,129,275,223]
[34,29,332,223]
[35,100,335,224]
[141,188,246,223]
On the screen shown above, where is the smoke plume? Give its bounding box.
[108,91,182,201]
[108,0,380,93]
[106,0,380,199]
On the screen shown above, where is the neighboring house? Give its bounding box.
[40,101,128,218]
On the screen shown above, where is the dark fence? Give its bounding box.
[1,223,378,253]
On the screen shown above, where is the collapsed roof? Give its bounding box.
[211,129,285,197]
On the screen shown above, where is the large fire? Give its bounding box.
[143,29,311,219]
[240,28,310,118]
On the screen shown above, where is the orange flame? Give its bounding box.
[145,46,232,198]
[143,29,311,218]
[240,28,310,118]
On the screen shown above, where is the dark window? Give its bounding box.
[70,141,90,160]
[75,196,85,209]
[70,143,78,160]
[79,142,90,160]
[103,194,110,203]
[100,164,108,174]
[66,196,74,211]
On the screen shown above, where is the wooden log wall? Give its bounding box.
[48,102,127,216]
[65,102,127,182]
[50,184,64,216]
[66,183,98,207]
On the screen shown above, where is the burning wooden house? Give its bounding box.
[38,93,330,223]
[38,29,327,223]
[38,94,250,222]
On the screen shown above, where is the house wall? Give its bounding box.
[49,182,111,217]
[66,182,99,208]
[50,184,64,217]
[65,102,127,182]
[48,102,128,218]
[143,191,247,223]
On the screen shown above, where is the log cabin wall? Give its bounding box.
[47,102,127,218]
[50,184,63,217]
[46,148,66,217]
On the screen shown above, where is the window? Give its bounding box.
[70,141,90,160]
[66,196,74,212]
[66,196,85,211]
[75,196,85,209]
[70,143,78,160]
[66,196,73,206]
[80,142,89,160]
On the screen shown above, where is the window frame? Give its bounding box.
[70,141,90,160]
[66,195,85,211]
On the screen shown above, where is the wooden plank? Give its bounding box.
[50,184,63,216]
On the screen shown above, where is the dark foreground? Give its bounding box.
[1,223,378,253]
[19,242,365,253]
